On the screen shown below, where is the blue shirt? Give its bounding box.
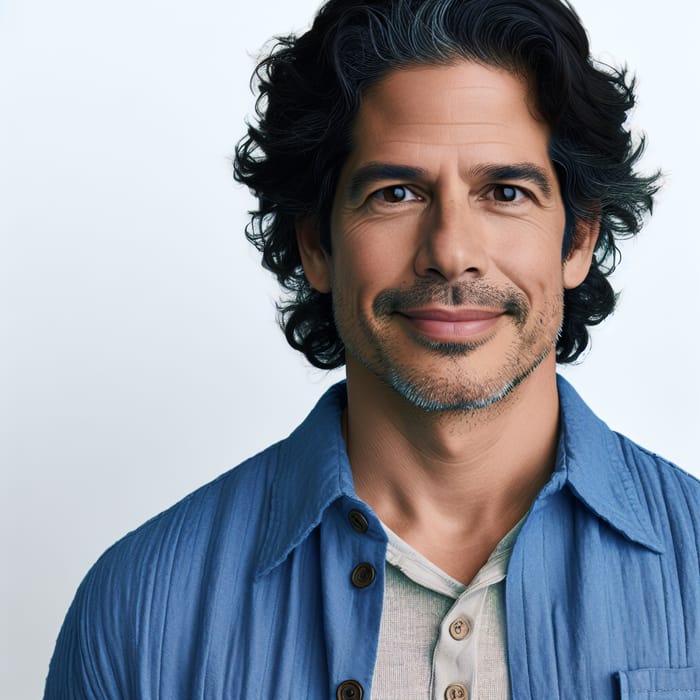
[45,376,700,699]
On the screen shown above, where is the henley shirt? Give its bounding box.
[372,519,523,699]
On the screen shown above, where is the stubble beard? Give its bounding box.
[336,279,563,413]
[380,342,555,412]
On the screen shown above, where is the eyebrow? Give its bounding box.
[347,162,427,202]
[469,162,554,198]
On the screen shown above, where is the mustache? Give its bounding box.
[373,279,529,322]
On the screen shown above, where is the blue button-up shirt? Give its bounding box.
[45,376,700,699]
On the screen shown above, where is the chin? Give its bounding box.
[381,345,553,413]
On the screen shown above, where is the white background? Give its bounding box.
[2,1,698,697]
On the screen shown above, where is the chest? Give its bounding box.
[136,505,700,699]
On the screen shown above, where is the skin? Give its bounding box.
[297,61,598,584]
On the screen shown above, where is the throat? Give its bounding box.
[379,501,532,586]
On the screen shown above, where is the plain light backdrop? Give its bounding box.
[2,1,699,697]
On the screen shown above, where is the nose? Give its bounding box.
[414,195,488,283]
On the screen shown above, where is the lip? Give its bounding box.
[398,307,504,340]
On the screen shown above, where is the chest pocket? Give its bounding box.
[618,667,700,699]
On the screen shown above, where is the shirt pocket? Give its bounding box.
[618,667,700,699]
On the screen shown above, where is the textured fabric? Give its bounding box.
[372,521,520,699]
[374,564,450,697]
[44,376,700,699]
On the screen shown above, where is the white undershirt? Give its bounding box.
[371,520,522,700]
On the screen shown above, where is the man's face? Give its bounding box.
[300,60,594,411]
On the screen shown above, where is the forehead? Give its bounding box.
[348,60,549,162]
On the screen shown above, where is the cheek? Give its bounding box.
[495,243,565,302]
[332,225,414,301]
[491,216,567,291]
[329,246,382,315]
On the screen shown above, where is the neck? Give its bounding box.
[344,355,560,582]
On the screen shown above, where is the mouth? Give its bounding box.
[397,307,505,341]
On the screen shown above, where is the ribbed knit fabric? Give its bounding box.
[372,521,522,699]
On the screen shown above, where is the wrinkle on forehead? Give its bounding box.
[365,66,527,107]
[359,61,545,135]
[352,61,550,157]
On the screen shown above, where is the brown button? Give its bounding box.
[348,509,369,533]
[337,679,364,700]
[351,562,376,588]
[444,683,468,700]
[448,616,472,640]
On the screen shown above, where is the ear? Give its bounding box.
[562,214,600,289]
[296,215,331,293]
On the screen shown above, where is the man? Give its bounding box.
[45,0,700,698]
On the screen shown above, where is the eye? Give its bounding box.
[370,185,421,203]
[490,184,526,202]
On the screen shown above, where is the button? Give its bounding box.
[348,509,369,533]
[351,562,376,588]
[444,683,468,700]
[337,679,364,699]
[448,616,472,640]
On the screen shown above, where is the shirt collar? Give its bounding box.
[257,376,663,576]
[257,381,356,577]
[551,375,664,553]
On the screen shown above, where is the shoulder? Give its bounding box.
[45,383,349,696]
[557,374,700,524]
[613,430,700,522]
[44,441,287,698]
[94,438,287,592]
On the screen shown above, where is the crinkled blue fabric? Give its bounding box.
[44,376,700,699]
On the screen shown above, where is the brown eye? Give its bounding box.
[492,185,523,202]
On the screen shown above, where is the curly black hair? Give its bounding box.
[234,0,660,368]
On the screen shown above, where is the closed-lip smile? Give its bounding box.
[398,307,505,339]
